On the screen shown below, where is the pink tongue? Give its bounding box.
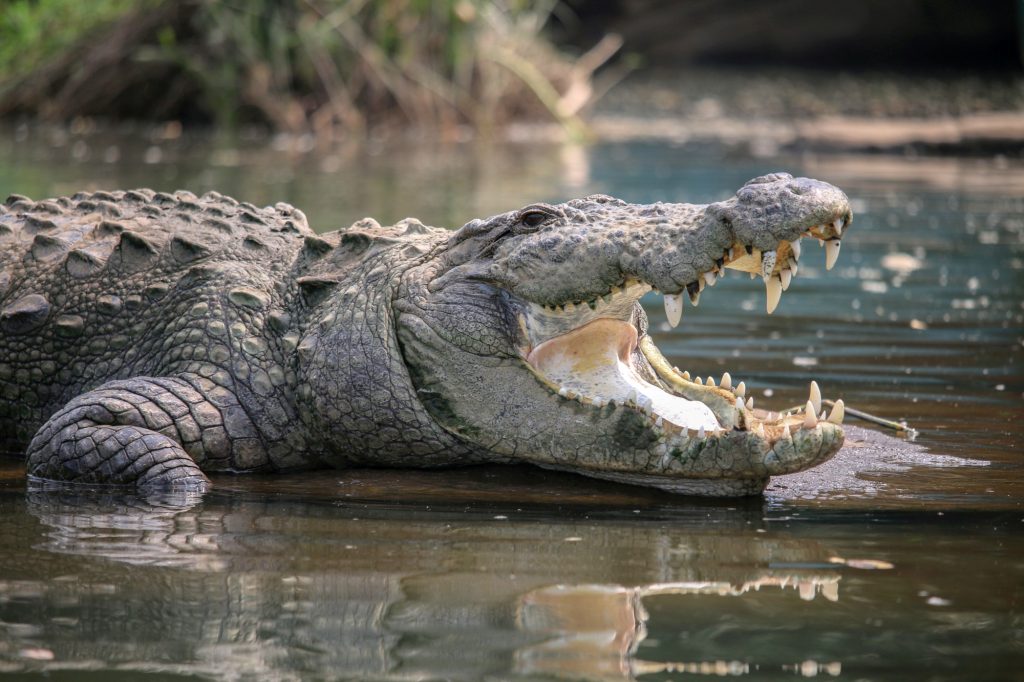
[526,318,719,430]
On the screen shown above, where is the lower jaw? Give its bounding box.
[520,315,845,483]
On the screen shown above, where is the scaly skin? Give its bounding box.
[0,174,852,496]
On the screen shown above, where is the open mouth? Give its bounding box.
[517,215,851,478]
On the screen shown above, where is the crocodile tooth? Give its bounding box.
[721,372,732,390]
[833,217,844,237]
[803,400,818,429]
[749,272,756,280]
[781,424,792,440]
[664,293,683,328]
[627,389,639,404]
[707,376,716,387]
[825,239,841,270]
[820,410,827,421]
[789,260,799,277]
[791,239,802,260]
[655,416,664,428]
[735,381,746,397]
[735,396,744,409]
[689,290,701,307]
[822,582,839,602]
[746,397,754,410]
[765,276,782,314]
[558,387,569,397]
[761,249,777,280]
[698,426,705,439]
[817,238,825,247]
[703,270,717,287]
[809,380,822,415]
[695,376,703,385]
[681,370,691,380]
[753,422,765,437]
[828,399,845,424]
[799,581,816,601]
[780,268,793,291]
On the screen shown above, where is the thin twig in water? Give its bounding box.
[780,399,919,435]
[824,399,919,435]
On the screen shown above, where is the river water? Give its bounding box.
[0,126,1021,680]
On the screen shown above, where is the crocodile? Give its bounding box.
[0,173,851,496]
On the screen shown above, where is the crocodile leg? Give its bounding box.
[24,376,247,492]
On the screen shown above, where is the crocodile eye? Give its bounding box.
[520,210,549,229]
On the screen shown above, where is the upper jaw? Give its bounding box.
[501,201,852,321]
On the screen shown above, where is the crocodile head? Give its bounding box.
[394,173,853,496]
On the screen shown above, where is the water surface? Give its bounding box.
[0,125,1021,679]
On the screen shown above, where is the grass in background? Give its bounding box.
[0,0,622,139]
[0,0,146,77]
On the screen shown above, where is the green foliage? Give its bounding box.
[169,0,576,131]
[0,0,612,136]
[0,0,145,79]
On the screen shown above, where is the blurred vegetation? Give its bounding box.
[0,0,145,75]
[0,0,622,139]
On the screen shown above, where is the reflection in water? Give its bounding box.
[1,490,843,680]
[518,584,649,680]
[32,490,214,568]
[517,575,844,680]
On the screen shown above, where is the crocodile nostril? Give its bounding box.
[787,183,808,195]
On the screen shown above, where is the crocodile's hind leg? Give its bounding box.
[25,376,248,492]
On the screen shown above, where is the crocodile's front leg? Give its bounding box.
[25,376,257,492]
